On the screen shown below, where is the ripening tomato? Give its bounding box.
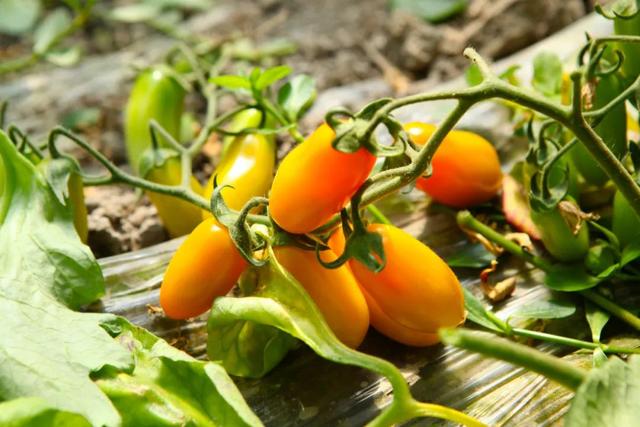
[276,246,369,348]
[203,133,275,216]
[144,155,205,238]
[160,218,246,319]
[269,124,376,234]
[330,224,465,346]
[404,122,502,208]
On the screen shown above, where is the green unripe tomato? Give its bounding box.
[570,72,627,186]
[530,198,590,262]
[124,67,185,175]
[612,190,640,248]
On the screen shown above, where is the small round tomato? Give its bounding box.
[269,124,376,234]
[160,218,246,319]
[275,246,369,348]
[332,223,464,346]
[405,122,502,208]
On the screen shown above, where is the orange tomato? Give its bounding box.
[160,218,246,319]
[269,124,376,234]
[331,223,464,346]
[405,122,502,208]
[275,245,369,348]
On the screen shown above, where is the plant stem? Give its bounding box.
[581,289,640,331]
[440,328,587,391]
[456,210,553,271]
[510,327,640,355]
[366,204,391,225]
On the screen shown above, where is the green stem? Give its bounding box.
[366,204,391,225]
[456,210,553,271]
[510,327,640,355]
[440,328,587,391]
[581,289,640,331]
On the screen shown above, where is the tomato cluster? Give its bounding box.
[158,120,500,348]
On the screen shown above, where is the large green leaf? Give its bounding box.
[565,355,640,427]
[0,131,261,427]
[0,132,131,426]
[97,318,263,427]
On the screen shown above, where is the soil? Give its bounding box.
[1,0,592,256]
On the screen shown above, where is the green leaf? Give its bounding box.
[254,65,291,90]
[462,288,504,332]
[208,319,297,378]
[0,397,90,427]
[620,241,640,266]
[444,243,495,268]
[498,65,521,86]
[0,132,132,426]
[511,299,576,319]
[109,3,162,23]
[45,46,82,67]
[565,355,640,427]
[61,107,101,130]
[585,302,610,343]
[210,75,252,91]
[544,264,601,292]
[465,63,482,87]
[531,52,563,98]
[592,347,608,368]
[389,0,469,23]
[97,318,263,427]
[0,0,41,36]
[277,74,316,121]
[33,8,72,55]
[0,131,262,426]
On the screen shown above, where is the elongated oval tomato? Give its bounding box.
[275,246,369,348]
[144,156,205,238]
[269,124,376,234]
[203,133,275,216]
[405,122,502,208]
[347,224,465,345]
[160,218,246,319]
[125,67,185,175]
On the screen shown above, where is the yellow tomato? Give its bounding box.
[160,218,247,319]
[405,122,502,208]
[275,245,370,348]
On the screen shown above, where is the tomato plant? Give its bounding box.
[612,189,640,248]
[269,123,376,234]
[160,218,246,319]
[404,122,503,208]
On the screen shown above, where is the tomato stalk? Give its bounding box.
[440,329,587,391]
